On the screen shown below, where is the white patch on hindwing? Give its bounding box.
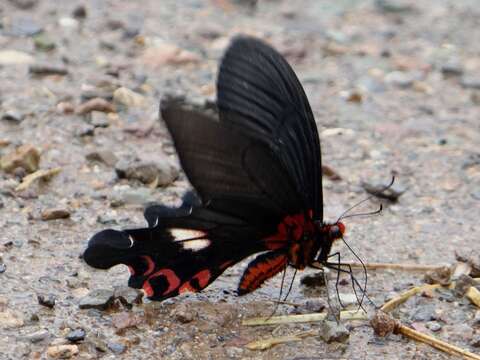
[169,228,210,251]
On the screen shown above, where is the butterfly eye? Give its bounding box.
[329,225,341,239]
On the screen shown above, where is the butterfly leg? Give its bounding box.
[268,266,288,319]
[326,251,345,308]
[324,261,374,311]
[322,269,340,322]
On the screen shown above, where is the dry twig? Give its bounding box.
[395,323,480,360]
[345,262,447,272]
[374,277,480,359]
[15,167,62,191]
[245,330,317,350]
[243,309,367,326]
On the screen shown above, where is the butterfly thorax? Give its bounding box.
[263,214,345,270]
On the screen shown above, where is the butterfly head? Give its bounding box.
[328,221,345,240]
[310,220,346,264]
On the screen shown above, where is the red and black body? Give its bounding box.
[83,36,345,301]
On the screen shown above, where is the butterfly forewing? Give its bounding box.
[161,99,302,227]
[217,36,323,221]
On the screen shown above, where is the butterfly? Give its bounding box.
[83,36,347,301]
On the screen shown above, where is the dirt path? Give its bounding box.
[0,0,479,359]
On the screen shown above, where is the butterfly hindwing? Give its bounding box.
[84,202,270,301]
[238,249,289,295]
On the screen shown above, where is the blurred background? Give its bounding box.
[0,0,479,359]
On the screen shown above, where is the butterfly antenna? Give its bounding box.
[337,176,395,222]
[350,272,378,309]
[340,204,383,221]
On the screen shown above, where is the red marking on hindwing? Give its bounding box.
[192,269,211,288]
[143,281,154,297]
[141,255,155,276]
[239,253,288,293]
[178,269,212,295]
[143,269,181,297]
[179,282,196,294]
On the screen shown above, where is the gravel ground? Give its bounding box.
[1,0,479,359]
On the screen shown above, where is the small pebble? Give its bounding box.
[0,50,34,65]
[303,298,327,313]
[441,61,463,77]
[225,346,243,358]
[0,310,24,328]
[72,5,87,19]
[107,341,126,354]
[319,320,350,343]
[76,98,115,115]
[384,71,414,88]
[9,0,38,9]
[86,150,118,167]
[426,321,442,332]
[29,64,68,76]
[172,303,196,323]
[33,34,56,51]
[56,102,75,114]
[114,286,143,307]
[300,272,326,288]
[9,17,42,36]
[66,328,86,343]
[411,304,436,322]
[41,208,71,221]
[96,214,118,225]
[1,110,24,123]
[453,274,475,296]
[46,345,79,359]
[460,75,480,90]
[113,87,146,108]
[375,0,415,13]
[90,111,110,128]
[0,144,40,173]
[471,334,480,348]
[37,294,56,308]
[473,310,480,326]
[79,289,115,310]
[112,312,142,332]
[25,329,49,343]
[115,156,178,186]
[75,124,95,137]
[362,179,406,201]
[424,266,452,286]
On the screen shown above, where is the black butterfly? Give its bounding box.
[83,36,347,301]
